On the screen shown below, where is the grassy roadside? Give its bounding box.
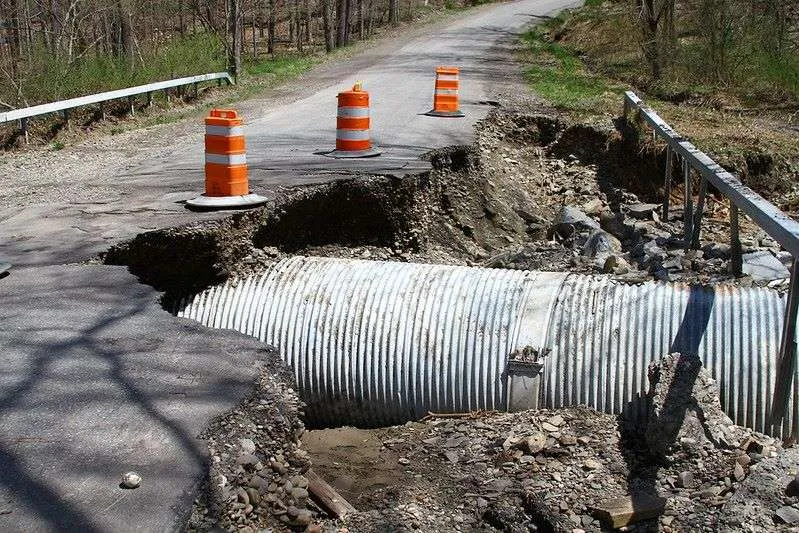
[519,2,799,202]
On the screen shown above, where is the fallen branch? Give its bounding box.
[419,410,499,422]
[306,469,357,519]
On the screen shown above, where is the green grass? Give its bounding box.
[244,54,320,79]
[9,33,226,105]
[520,29,616,109]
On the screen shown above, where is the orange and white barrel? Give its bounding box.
[426,66,465,118]
[187,109,266,209]
[204,109,248,196]
[325,83,381,158]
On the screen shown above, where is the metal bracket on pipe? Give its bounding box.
[506,360,543,412]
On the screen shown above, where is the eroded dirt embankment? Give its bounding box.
[106,107,790,304]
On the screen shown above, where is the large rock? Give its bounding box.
[550,206,600,238]
[581,230,621,259]
[645,353,742,462]
[742,250,790,282]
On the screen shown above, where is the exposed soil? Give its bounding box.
[186,353,799,532]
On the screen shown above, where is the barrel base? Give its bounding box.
[0,261,9,277]
[186,193,268,210]
[425,110,465,118]
[323,147,382,159]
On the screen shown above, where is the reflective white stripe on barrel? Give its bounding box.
[206,153,248,165]
[437,74,459,81]
[205,125,245,137]
[337,107,370,118]
[435,89,459,95]
[336,129,370,141]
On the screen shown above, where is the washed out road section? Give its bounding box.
[0,0,577,268]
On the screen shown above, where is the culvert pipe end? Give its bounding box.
[175,256,797,438]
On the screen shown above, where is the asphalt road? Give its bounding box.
[0,0,577,530]
[0,0,577,268]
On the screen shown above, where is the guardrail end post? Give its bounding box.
[663,146,673,221]
[691,176,707,249]
[770,258,799,436]
[683,159,694,251]
[730,203,742,276]
[19,118,28,145]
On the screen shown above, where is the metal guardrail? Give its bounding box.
[622,91,798,432]
[0,71,233,139]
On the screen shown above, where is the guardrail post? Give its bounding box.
[164,88,171,106]
[683,159,693,251]
[663,146,673,221]
[730,203,742,276]
[19,118,28,144]
[193,82,199,98]
[62,109,70,130]
[691,176,707,249]
[127,96,135,116]
[771,258,799,434]
[146,92,153,108]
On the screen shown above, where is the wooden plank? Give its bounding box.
[306,469,357,518]
[593,494,667,528]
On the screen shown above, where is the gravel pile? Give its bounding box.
[185,359,319,532]
[311,354,797,533]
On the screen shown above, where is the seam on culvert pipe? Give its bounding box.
[175,256,796,437]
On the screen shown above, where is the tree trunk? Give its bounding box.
[322,0,334,52]
[228,0,242,80]
[294,0,302,51]
[388,0,398,25]
[358,0,364,39]
[118,2,135,67]
[335,0,347,47]
[267,0,276,54]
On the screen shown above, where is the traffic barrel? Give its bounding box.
[324,82,381,158]
[187,109,267,209]
[425,66,465,118]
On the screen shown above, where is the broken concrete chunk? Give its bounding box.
[541,422,560,433]
[583,198,604,215]
[551,206,600,237]
[526,432,548,454]
[742,250,790,282]
[627,203,660,219]
[645,354,740,462]
[775,506,799,525]
[733,462,745,481]
[593,493,667,528]
[676,471,696,489]
[582,230,621,259]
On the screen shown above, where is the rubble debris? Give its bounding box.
[645,353,743,462]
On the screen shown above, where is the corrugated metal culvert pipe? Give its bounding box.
[175,256,797,438]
